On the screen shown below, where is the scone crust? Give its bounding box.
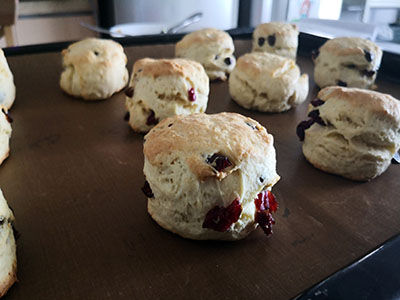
[144,112,278,181]
[229,52,308,112]
[0,49,16,110]
[0,189,17,297]
[319,37,381,57]
[252,22,298,59]
[60,38,129,100]
[0,107,12,166]
[302,87,400,181]
[175,28,236,81]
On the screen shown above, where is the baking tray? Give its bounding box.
[1,33,400,299]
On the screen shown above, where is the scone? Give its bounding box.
[229,52,308,112]
[0,107,12,166]
[60,38,129,100]
[252,22,298,60]
[0,189,17,297]
[125,58,209,133]
[313,37,382,89]
[296,87,400,181]
[142,112,280,240]
[0,49,16,109]
[175,28,236,81]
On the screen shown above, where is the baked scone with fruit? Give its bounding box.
[0,107,12,166]
[252,22,298,60]
[229,52,308,112]
[142,112,280,240]
[125,58,209,133]
[0,49,16,109]
[313,37,382,89]
[175,28,236,81]
[60,38,129,100]
[296,87,400,181]
[0,189,17,297]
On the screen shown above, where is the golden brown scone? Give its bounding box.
[0,49,16,109]
[175,28,236,81]
[229,52,308,112]
[125,58,209,133]
[252,22,298,59]
[0,189,17,297]
[142,112,280,240]
[0,107,12,166]
[313,37,382,89]
[297,86,400,181]
[60,38,129,100]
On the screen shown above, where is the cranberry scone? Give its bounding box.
[142,112,280,240]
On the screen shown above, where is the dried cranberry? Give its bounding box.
[124,111,130,121]
[337,80,347,87]
[361,70,375,77]
[259,176,264,183]
[146,110,158,126]
[94,51,99,56]
[224,57,232,65]
[310,98,324,107]
[125,87,134,98]
[364,50,372,62]
[0,216,4,226]
[1,109,13,123]
[258,37,265,47]
[168,123,173,127]
[141,181,154,198]
[207,154,232,171]
[245,122,257,130]
[268,34,276,47]
[311,49,319,60]
[346,64,357,69]
[296,119,314,141]
[188,88,196,102]
[254,190,278,236]
[215,55,219,60]
[308,110,326,126]
[202,198,242,232]
[392,152,400,164]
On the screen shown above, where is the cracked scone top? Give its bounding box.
[0,107,12,166]
[229,52,308,112]
[175,28,236,81]
[252,22,299,59]
[0,49,16,109]
[0,189,17,297]
[298,87,400,181]
[143,112,280,240]
[60,38,129,100]
[125,58,209,133]
[313,37,382,89]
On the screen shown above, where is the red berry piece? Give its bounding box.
[296,119,314,141]
[258,37,265,47]
[1,109,13,123]
[202,198,242,232]
[310,98,324,107]
[254,190,278,236]
[337,80,347,87]
[224,57,232,65]
[361,69,375,77]
[188,88,196,102]
[125,86,134,98]
[364,49,373,62]
[308,110,326,126]
[146,110,158,126]
[207,154,232,171]
[124,111,130,121]
[268,34,276,47]
[141,181,154,198]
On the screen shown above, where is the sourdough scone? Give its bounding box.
[0,107,12,166]
[142,112,280,240]
[0,189,17,297]
[0,49,16,109]
[313,37,382,89]
[229,52,308,112]
[175,28,236,81]
[60,38,129,100]
[297,87,400,181]
[252,22,298,60]
[125,58,209,133]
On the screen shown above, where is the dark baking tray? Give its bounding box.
[1,32,400,299]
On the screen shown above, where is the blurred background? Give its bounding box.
[1,0,399,53]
